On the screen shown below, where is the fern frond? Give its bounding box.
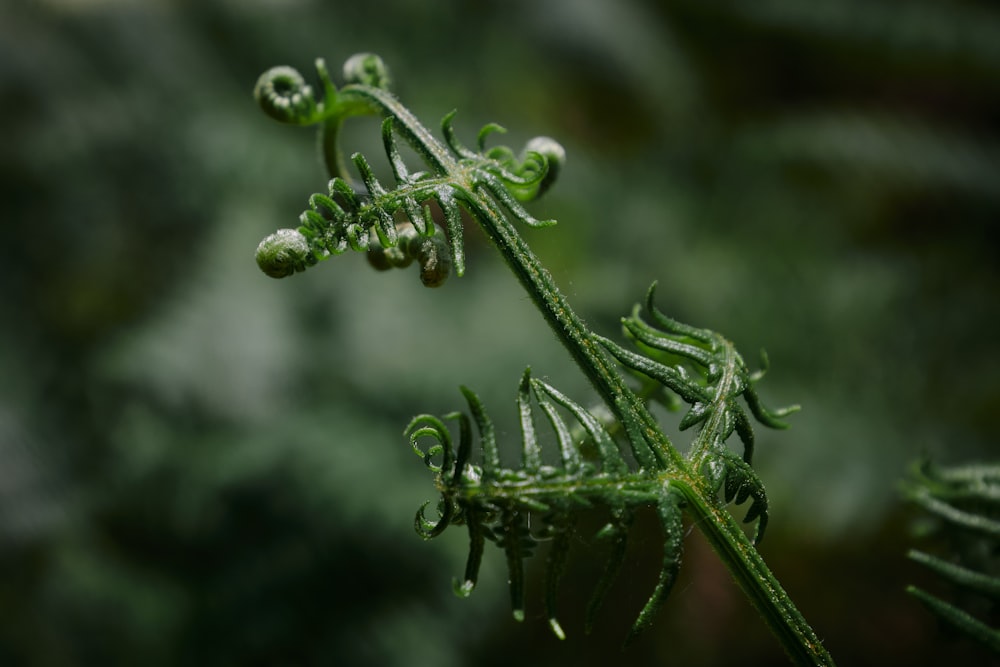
[597,282,796,543]
[903,460,1000,655]
[602,285,797,447]
[253,57,564,285]
[255,54,833,665]
[408,368,686,641]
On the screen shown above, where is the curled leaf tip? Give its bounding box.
[414,500,452,539]
[254,66,320,125]
[502,136,567,202]
[255,228,312,278]
[342,52,392,89]
[523,136,565,200]
[524,136,565,175]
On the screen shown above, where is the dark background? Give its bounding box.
[2,1,999,665]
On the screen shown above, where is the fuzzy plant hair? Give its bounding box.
[251,53,835,666]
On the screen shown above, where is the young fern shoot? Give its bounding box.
[252,53,834,666]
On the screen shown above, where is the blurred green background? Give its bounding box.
[3,0,999,665]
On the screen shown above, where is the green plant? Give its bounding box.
[252,53,834,666]
[903,460,1000,654]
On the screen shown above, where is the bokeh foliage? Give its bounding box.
[2,0,998,665]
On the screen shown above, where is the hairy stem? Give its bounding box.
[676,479,835,666]
[466,192,677,472]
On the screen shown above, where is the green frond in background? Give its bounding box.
[903,461,1000,654]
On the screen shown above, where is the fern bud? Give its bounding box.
[255,228,313,278]
[254,66,320,125]
[342,52,392,90]
[367,244,412,271]
[523,136,565,199]
[368,223,417,271]
[410,234,451,288]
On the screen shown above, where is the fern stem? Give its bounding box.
[677,480,835,666]
[319,117,349,181]
[469,191,678,472]
[330,78,834,665]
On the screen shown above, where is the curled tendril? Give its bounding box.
[521,137,566,200]
[406,413,456,473]
[253,66,321,125]
[255,228,314,278]
[406,414,458,538]
[415,498,454,539]
[342,52,392,89]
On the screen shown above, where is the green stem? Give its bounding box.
[678,479,835,666]
[469,193,677,472]
[319,117,348,180]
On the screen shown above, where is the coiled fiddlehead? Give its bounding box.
[253,54,564,287]
[254,65,321,125]
[252,54,833,665]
